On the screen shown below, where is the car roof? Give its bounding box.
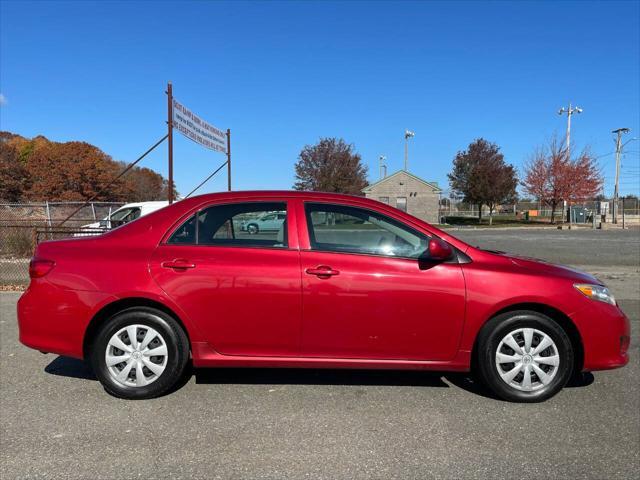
[186,190,370,203]
[180,190,415,219]
[104,190,472,254]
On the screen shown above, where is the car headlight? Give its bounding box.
[574,284,616,305]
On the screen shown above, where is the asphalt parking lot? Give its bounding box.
[1,228,638,479]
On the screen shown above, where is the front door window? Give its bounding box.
[305,203,428,259]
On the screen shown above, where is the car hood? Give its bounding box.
[488,250,602,285]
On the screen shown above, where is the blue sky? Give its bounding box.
[1,0,639,197]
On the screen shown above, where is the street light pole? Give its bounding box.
[611,128,631,224]
[404,130,415,171]
[558,102,583,157]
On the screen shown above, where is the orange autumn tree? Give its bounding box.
[120,164,174,202]
[25,141,127,201]
[522,137,602,223]
[0,136,30,201]
[0,132,174,202]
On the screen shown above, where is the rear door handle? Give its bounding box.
[161,259,196,270]
[305,265,340,277]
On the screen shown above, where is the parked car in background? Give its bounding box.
[79,201,169,232]
[240,210,286,234]
[19,191,629,402]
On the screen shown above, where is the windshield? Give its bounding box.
[110,207,141,226]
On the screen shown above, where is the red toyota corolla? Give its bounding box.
[18,191,630,401]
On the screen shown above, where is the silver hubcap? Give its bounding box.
[105,324,168,388]
[495,327,560,392]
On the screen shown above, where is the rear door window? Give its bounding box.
[168,202,288,248]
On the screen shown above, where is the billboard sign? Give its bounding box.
[172,99,227,153]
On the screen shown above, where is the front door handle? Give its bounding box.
[161,259,196,270]
[305,265,340,278]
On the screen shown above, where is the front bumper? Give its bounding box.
[573,301,631,371]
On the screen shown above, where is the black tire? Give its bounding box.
[89,307,190,400]
[476,310,574,403]
[247,223,259,234]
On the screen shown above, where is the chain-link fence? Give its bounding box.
[0,202,123,286]
[438,196,640,226]
[2,197,638,286]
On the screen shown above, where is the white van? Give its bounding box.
[79,201,169,232]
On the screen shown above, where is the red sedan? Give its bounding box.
[18,191,630,401]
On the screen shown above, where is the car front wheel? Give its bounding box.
[476,310,574,402]
[90,307,190,399]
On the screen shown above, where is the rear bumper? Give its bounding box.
[17,280,115,359]
[574,302,631,371]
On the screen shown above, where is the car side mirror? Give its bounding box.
[99,219,109,228]
[427,237,454,262]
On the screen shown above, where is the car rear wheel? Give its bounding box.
[90,307,190,399]
[246,223,259,234]
[476,310,574,402]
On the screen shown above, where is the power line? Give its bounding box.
[595,151,615,159]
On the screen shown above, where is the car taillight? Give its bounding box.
[29,258,55,278]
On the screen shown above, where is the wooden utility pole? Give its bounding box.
[611,128,630,224]
[167,82,174,204]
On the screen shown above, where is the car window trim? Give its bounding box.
[168,243,294,252]
[299,246,429,262]
[300,244,465,264]
[163,200,292,250]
